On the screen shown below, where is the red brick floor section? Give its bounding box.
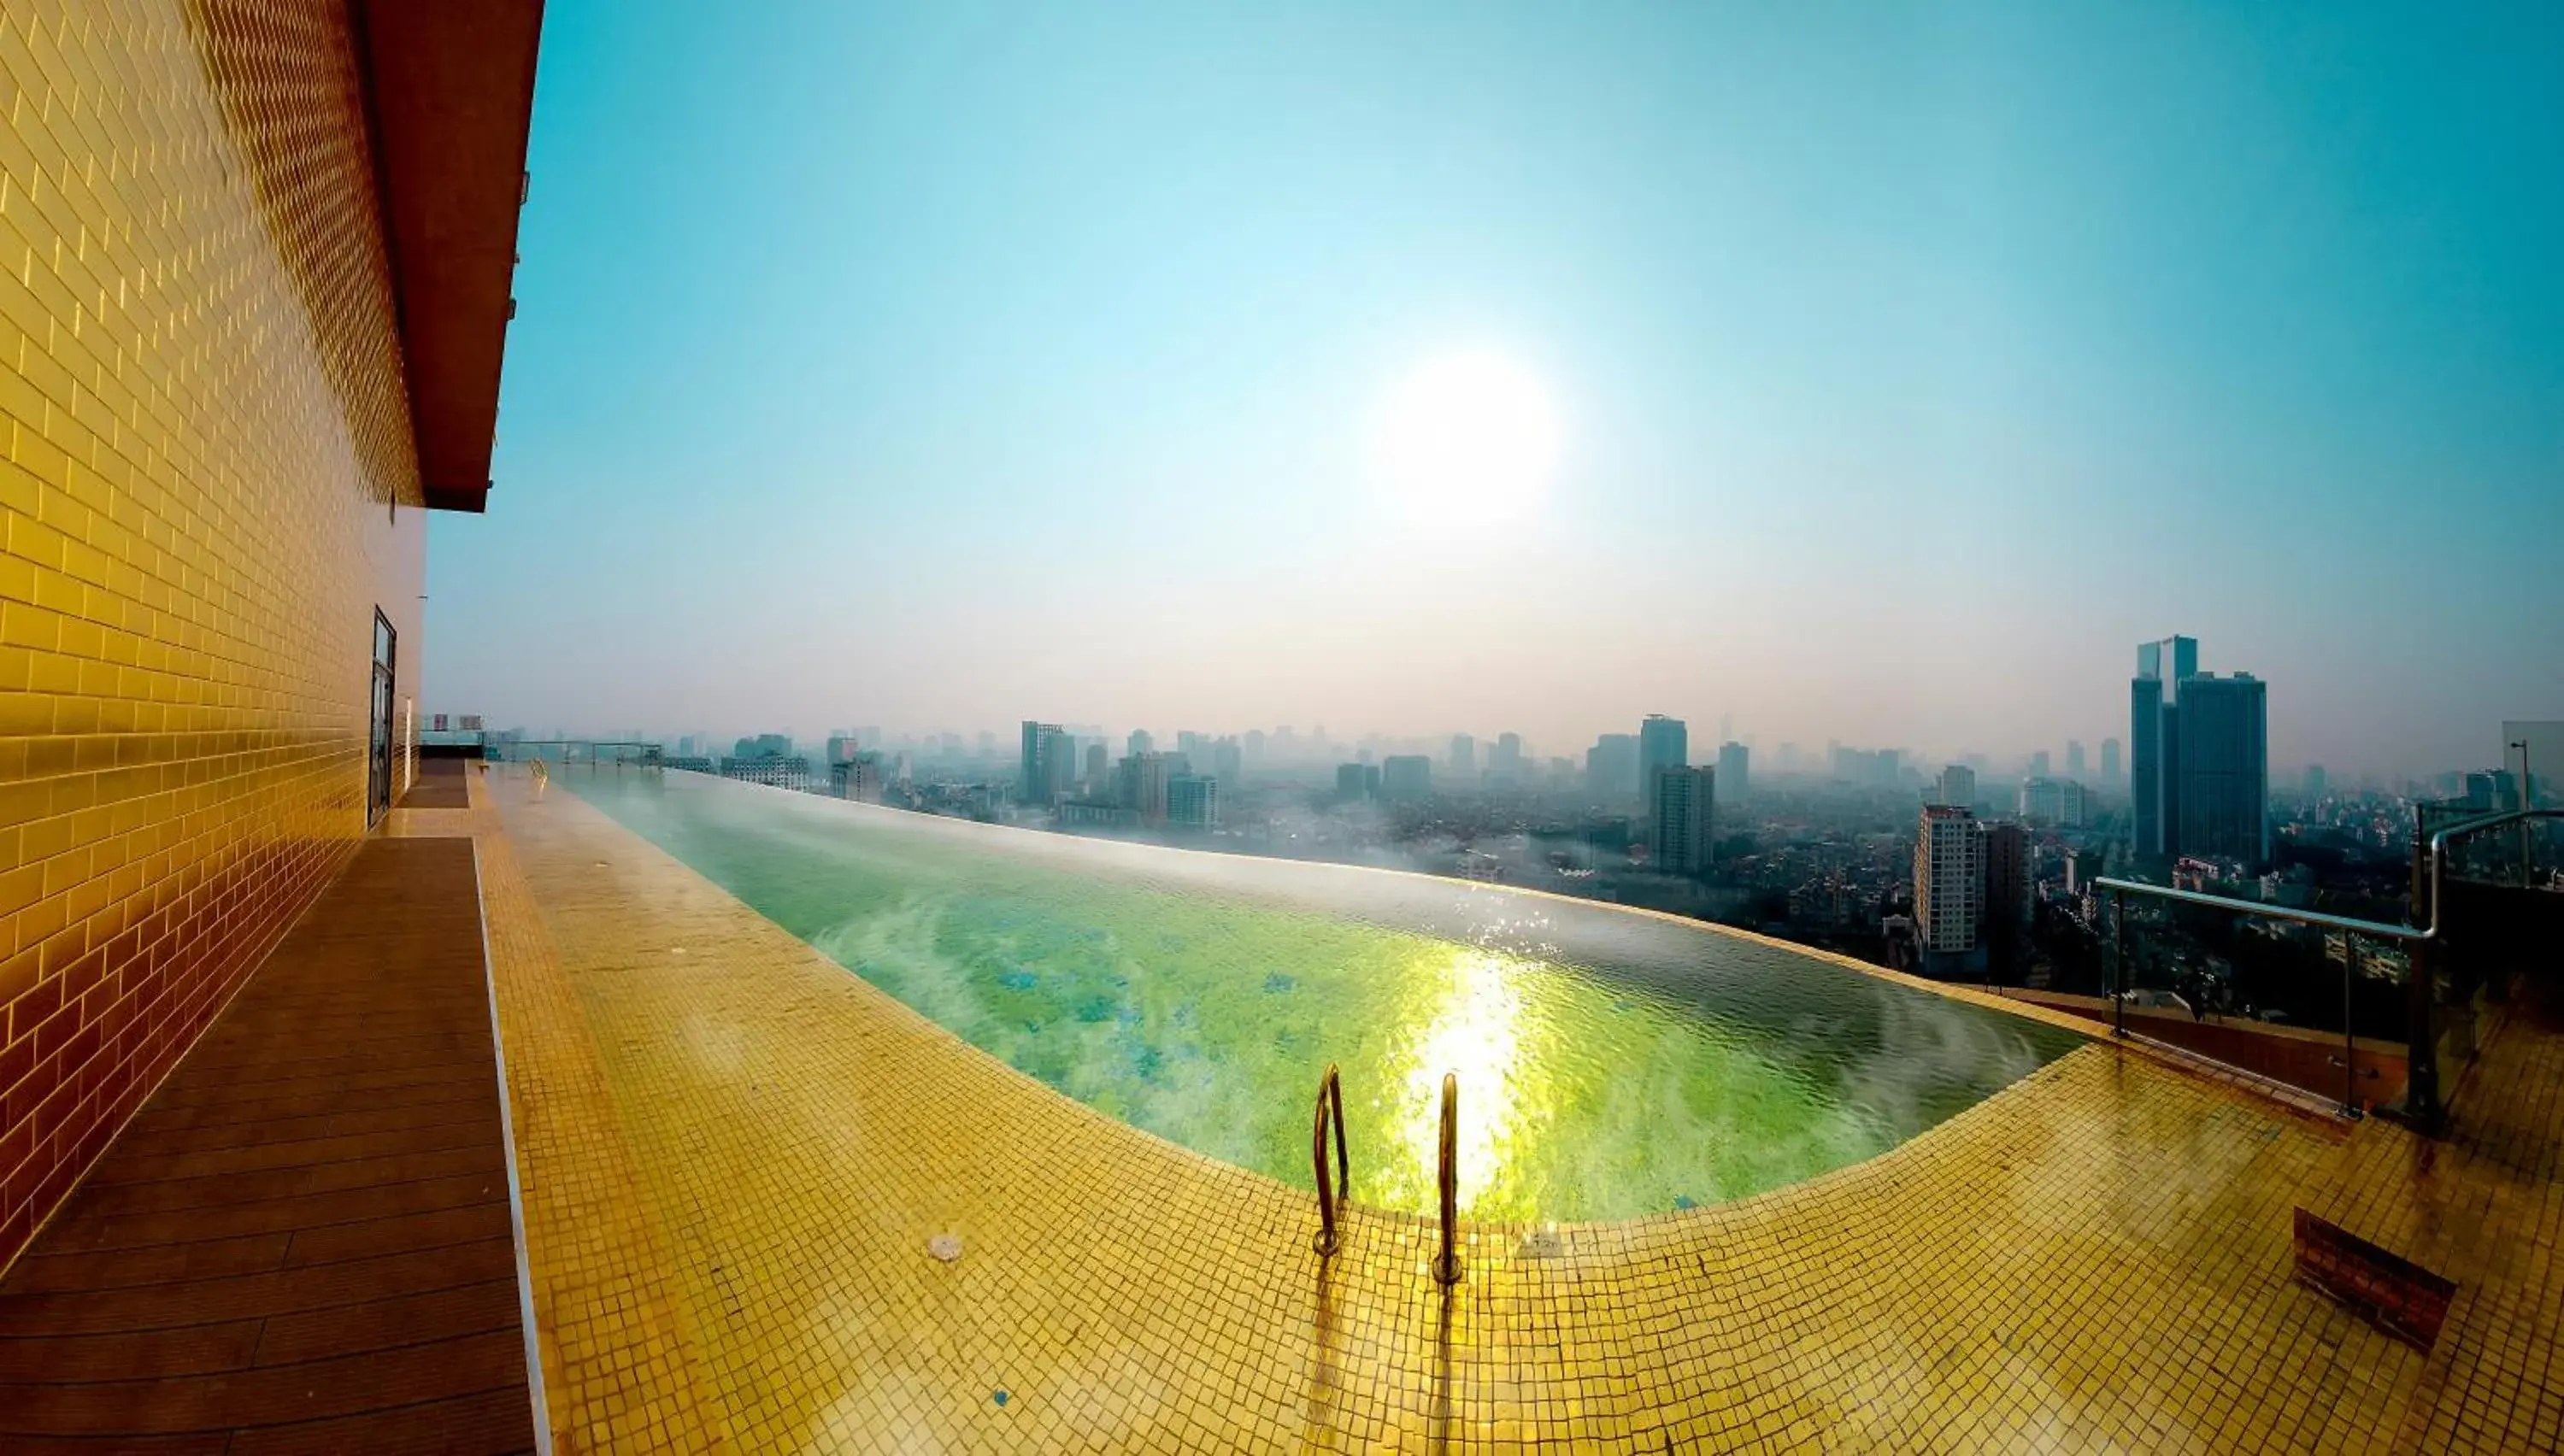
[0,837,536,1454]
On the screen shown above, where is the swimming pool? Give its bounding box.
[555,769,2082,1222]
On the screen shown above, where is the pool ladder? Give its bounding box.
[1310,1063,1463,1286]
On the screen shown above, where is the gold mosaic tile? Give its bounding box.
[0,0,426,1268]
[447,766,2563,1453]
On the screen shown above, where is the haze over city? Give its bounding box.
[431,1,2562,778]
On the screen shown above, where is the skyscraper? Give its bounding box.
[1639,714,1688,786]
[1717,742,1750,802]
[1450,734,1477,777]
[1649,766,1715,877]
[1979,819,2028,954]
[1491,733,1525,782]
[2130,636,2197,858]
[2176,673,2269,867]
[2029,750,2051,778]
[1167,774,1219,829]
[1019,721,1067,805]
[1127,728,1154,757]
[2303,765,2327,801]
[1914,805,1983,955]
[1587,734,1641,799]
[2066,740,2086,777]
[2101,737,2122,782]
[1381,755,1433,801]
[1935,764,1976,808]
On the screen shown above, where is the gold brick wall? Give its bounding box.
[0,0,426,1267]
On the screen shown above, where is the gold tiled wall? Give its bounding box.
[0,0,426,1267]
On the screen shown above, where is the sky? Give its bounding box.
[427,1,2564,778]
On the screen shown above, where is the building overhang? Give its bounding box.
[356,0,544,514]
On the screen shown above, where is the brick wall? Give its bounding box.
[0,0,425,1270]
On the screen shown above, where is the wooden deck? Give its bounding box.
[0,837,538,1454]
[403,757,473,809]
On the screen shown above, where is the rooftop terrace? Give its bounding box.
[10,762,2554,1451]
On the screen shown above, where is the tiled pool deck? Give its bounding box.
[409,768,2561,1453]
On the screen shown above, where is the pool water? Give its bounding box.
[556,769,2082,1222]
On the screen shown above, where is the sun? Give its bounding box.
[1369,349,1563,525]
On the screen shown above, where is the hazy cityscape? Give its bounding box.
[467,632,2556,1036]
[5,2,2559,1451]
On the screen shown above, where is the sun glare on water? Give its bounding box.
[1369,349,1563,526]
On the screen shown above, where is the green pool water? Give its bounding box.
[557,768,2082,1222]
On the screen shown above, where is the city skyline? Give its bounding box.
[428,3,2562,779]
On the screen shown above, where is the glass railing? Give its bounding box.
[2101,808,2561,1130]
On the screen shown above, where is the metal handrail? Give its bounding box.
[1432,1072,1462,1286]
[2096,808,2561,1118]
[2096,807,2560,946]
[1310,1064,1350,1256]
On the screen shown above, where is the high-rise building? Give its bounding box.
[830,753,885,804]
[1587,734,1642,799]
[1336,762,1371,802]
[1020,721,1060,804]
[1085,742,1109,790]
[1640,714,1688,786]
[2131,636,2198,857]
[1717,742,1750,802]
[1450,734,1477,777]
[1980,820,2029,946]
[1381,754,1433,802]
[1167,774,1219,829]
[2066,741,2086,778]
[2018,777,2091,828]
[1491,733,1525,782]
[1127,728,1154,757]
[2302,764,2327,801]
[2101,737,2122,782]
[1914,805,1983,954]
[2175,673,2269,867]
[1935,765,1976,808]
[1118,751,1186,825]
[2029,750,2051,778]
[1212,737,1243,784]
[1649,766,1715,876]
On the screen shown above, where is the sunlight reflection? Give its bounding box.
[1399,948,1527,1212]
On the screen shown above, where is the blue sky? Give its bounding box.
[430,1,2562,777]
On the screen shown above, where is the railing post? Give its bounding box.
[2342,933,2361,1119]
[2110,889,2126,1039]
[1432,1071,1461,1286]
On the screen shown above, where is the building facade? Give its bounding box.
[1380,754,1432,802]
[1167,774,1220,829]
[1649,766,1716,876]
[1914,805,1984,954]
[1639,714,1689,788]
[1587,734,1640,799]
[2131,635,2199,859]
[1717,742,1750,802]
[1935,765,1976,808]
[2175,673,2269,867]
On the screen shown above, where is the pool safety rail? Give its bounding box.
[2099,807,2561,1126]
[1434,1072,1463,1286]
[1311,1064,1349,1255]
[1308,1064,1466,1287]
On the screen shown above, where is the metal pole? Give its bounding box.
[1311,1066,1341,1256]
[2343,933,2361,1118]
[2111,889,2126,1039]
[1433,1072,1461,1286]
[2512,742,2532,887]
